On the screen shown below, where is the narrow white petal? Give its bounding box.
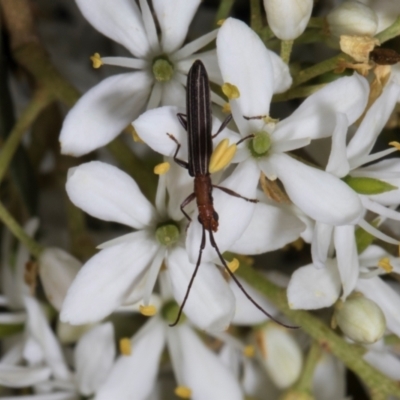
[153,0,201,54]
[138,0,160,53]
[133,106,188,158]
[175,324,243,399]
[311,222,334,269]
[257,158,277,180]
[287,261,341,309]
[364,348,400,380]
[60,232,159,324]
[271,153,363,225]
[60,72,152,156]
[230,277,278,325]
[334,225,359,299]
[101,57,147,69]
[167,247,235,332]
[146,82,163,110]
[0,312,26,323]
[272,137,311,154]
[325,113,350,177]
[347,82,400,163]
[172,31,218,61]
[362,196,400,221]
[358,218,399,245]
[217,18,274,119]
[143,247,166,305]
[75,0,150,57]
[24,297,71,381]
[269,50,292,93]
[66,161,155,230]
[75,323,115,395]
[230,202,305,254]
[356,277,400,337]
[351,147,398,170]
[160,78,186,107]
[186,160,259,262]
[275,74,369,141]
[0,364,51,388]
[0,393,77,400]
[96,318,165,400]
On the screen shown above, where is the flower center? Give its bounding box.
[155,222,180,246]
[161,300,186,325]
[249,131,271,158]
[152,56,174,82]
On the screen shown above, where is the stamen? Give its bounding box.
[227,258,240,273]
[222,83,240,100]
[119,338,132,356]
[378,257,393,273]
[243,345,255,358]
[217,19,225,26]
[209,139,237,173]
[222,102,231,113]
[139,304,157,316]
[175,386,192,399]
[127,125,144,143]
[389,141,400,151]
[154,162,170,175]
[90,53,103,69]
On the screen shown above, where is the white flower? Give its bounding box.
[310,80,400,298]
[59,0,222,157]
[215,18,368,226]
[263,0,313,40]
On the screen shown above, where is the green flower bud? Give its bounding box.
[342,176,397,195]
[334,294,386,344]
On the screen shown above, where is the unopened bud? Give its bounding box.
[327,1,378,37]
[263,0,313,40]
[334,294,386,344]
[256,323,303,389]
[39,248,81,311]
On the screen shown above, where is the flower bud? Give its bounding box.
[263,0,313,40]
[256,323,303,389]
[39,248,81,311]
[334,294,386,344]
[327,1,378,37]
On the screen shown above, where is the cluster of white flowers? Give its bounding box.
[3,0,400,399]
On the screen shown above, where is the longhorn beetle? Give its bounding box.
[168,60,296,329]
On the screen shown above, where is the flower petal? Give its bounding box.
[174,324,243,399]
[75,0,150,57]
[269,50,292,93]
[325,113,350,177]
[217,18,274,122]
[60,72,152,156]
[96,318,165,400]
[24,297,71,381]
[60,232,159,324]
[66,161,155,230]
[334,225,359,299]
[271,153,363,225]
[230,202,305,254]
[347,81,400,164]
[0,364,51,388]
[275,74,369,141]
[311,222,334,269]
[153,0,201,54]
[75,323,115,395]
[186,160,259,262]
[160,78,186,107]
[167,247,235,332]
[287,261,341,309]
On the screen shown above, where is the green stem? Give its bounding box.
[375,16,400,44]
[280,40,294,64]
[236,264,400,398]
[215,0,235,25]
[273,84,326,102]
[0,202,43,258]
[294,341,322,392]
[249,0,263,34]
[0,89,52,183]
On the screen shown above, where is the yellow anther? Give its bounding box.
[222,83,240,100]
[222,102,231,113]
[378,257,393,273]
[139,304,157,316]
[90,53,103,69]
[209,139,237,173]
[154,162,170,175]
[119,338,132,356]
[174,386,192,399]
[216,19,225,26]
[389,141,400,151]
[227,258,240,273]
[243,345,255,358]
